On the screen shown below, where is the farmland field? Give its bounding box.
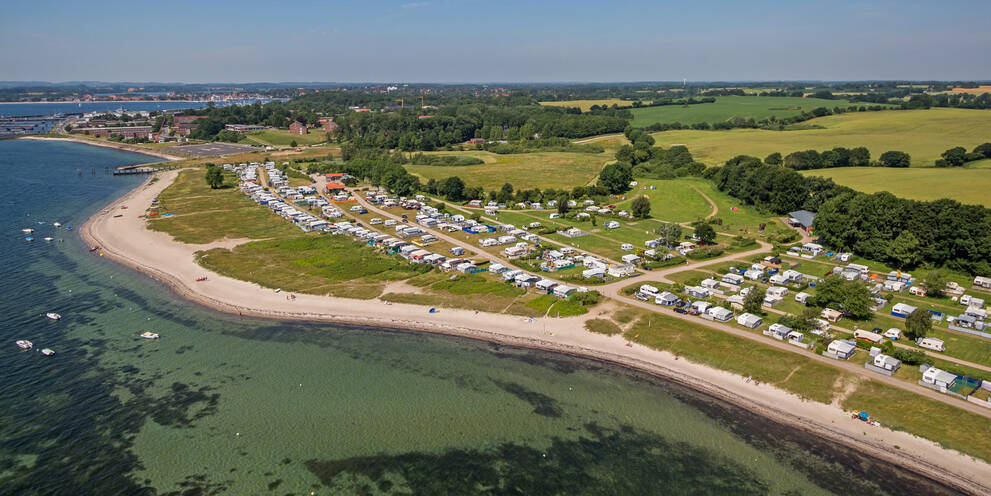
[649,108,991,166]
[244,128,329,146]
[630,96,869,126]
[540,99,642,112]
[799,167,991,207]
[406,150,611,190]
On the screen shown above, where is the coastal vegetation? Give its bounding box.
[147,169,299,244]
[197,235,431,299]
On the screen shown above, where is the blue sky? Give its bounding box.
[2,0,988,82]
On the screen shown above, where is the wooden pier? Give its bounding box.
[112,165,179,176]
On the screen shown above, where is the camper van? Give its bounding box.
[853,329,883,344]
[917,337,945,352]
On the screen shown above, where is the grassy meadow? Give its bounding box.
[146,169,301,244]
[630,96,868,126]
[406,150,611,190]
[244,128,329,146]
[197,235,430,299]
[800,167,991,207]
[648,108,991,167]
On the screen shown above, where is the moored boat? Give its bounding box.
[40,348,55,356]
[53,222,61,227]
[89,246,99,252]
[16,340,33,350]
[196,276,208,282]
[139,331,160,340]
[46,312,61,320]
[22,228,34,233]
[44,237,54,242]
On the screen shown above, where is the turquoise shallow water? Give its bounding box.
[0,140,963,495]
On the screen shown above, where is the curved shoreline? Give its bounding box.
[20,136,184,162]
[80,171,991,494]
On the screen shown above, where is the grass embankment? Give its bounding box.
[842,380,991,462]
[622,311,848,404]
[650,108,991,167]
[631,96,871,126]
[586,305,991,462]
[799,167,991,207]
[198,235,430,299]
[406,151,611,190]
[146,169,300,243]
[381,273,536,316]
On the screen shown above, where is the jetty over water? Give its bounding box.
[113,164,180,176]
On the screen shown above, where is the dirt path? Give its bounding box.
[691,184,719,220]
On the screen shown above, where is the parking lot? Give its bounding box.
[167,142,257,157]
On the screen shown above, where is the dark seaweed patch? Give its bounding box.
[491,379,563,418]
[305,423,771,495]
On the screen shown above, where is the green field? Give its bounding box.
[649,108,991,167]
[244,128,329,146]
[198,235,430,299]
[799,167,991,207]
[540,99,642,112]
[406,151,611,190]
[147,169,300,244]
[616,178,774,232]
[630,96,866,126]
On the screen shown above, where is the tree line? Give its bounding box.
[935,143,991,167]
[710,157,991,274]
[638,103,891,133]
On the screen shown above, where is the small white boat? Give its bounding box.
[40,348,55,356]
[139,331,160,340]
[22,228,34,233]
[16,340,33,350]
[46,312,61,320]
[53,222,61,227]
[44,237,54,242]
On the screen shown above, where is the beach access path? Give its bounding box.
[82,170,991,493]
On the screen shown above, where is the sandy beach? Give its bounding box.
[81,169,991,494]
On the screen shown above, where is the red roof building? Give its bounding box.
[326,182,346,192]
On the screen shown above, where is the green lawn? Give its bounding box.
[649,108,991,167]
[147,169,301,244]
[615,179,714,223]
[197,235,430,299]
[245,128,329,146]
[406,151,611,190]
[631,96,874,126]
[799,167,991,207]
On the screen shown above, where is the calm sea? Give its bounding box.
[0,139,962,495]
[0,100,274,118]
